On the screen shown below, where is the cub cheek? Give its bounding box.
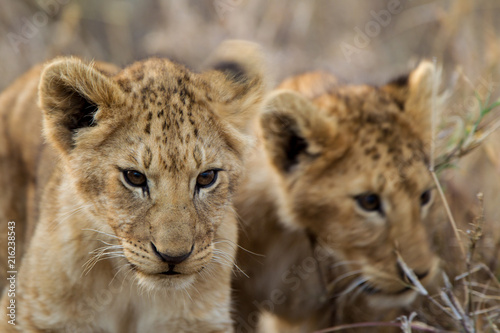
[72,172,106,202]
[106,216,149,240]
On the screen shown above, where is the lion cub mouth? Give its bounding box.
[130,263,186,277]
[160,264,182,276]
[360,269,429,296]
[360,282,412,296]
[161,270,181,276]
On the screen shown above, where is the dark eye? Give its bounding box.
[355,193,381,212]
[420,190,432,206]
[124,170,147,187]
[196,170,218,188]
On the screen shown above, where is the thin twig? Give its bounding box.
[428,64,466,259]
[430,57,438,172]
[431,166,466,259]
[312,321,455,333]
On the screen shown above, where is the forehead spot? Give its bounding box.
[143,146,152,170]
[118,79,132,93]
[360,138,370,147]
[188,111,196,125]
[364,146,378,157]
[133,70,144,81]
[193,146,203,169]
[160,156,168,170]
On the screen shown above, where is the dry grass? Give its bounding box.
[1,0,499,332]
[1,0,499,88]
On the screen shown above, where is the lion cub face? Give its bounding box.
[262,63,442,308]
[38,42,265,290]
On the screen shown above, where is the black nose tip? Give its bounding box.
[151,243,194,265]
[397,264,429,281]
[415,270,429,280]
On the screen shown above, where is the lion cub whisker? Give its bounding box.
[213,238,265,257]
[213,248,249,277]
[89,244,124,254]
[82,228,126,241]
[83,245,126,275]
[109,262,133,288]
[95,239,123,247]
[330,260,365,270]
[338,276,371,300]
[83,254,126,276]
[327,269,364,293]
[56,204,93,223]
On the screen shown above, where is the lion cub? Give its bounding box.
[233,63,444,332]
[0,41,266,332]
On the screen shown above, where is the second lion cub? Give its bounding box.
[233,63,444,332]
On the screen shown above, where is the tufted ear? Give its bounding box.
[38,57,125,155]
[261,90,341,173]
[204,40,267,134]
[383,61,445,140]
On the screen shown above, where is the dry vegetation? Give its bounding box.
[0,0,499,332]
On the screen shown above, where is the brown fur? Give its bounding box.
[277,71,338,100]
[0,40,266,332]
[232,63,443,332]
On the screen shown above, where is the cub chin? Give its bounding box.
[0,41,266,332]
[233,63,444,332]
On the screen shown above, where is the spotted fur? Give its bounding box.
[233,63,444,332]
[0,40,266,332]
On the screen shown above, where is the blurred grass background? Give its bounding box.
[1,0,499,330]
[1,0,500,88]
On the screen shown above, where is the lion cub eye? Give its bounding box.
[355,193,381,213]
[196,170,218,188]
[420,190,432,206]
[124,170,147,187]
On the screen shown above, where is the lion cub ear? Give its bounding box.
[261,90,340,173]
[383,61,445,140]
[204,40,267,134]
[39,57,124,155]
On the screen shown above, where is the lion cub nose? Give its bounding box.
[396,264,430,282]
[151,242,194,265]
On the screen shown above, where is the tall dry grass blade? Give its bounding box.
[431,161,466,259]
[312,321,455,333]
[429,61,466,259]
[430,57,438,173]
[440,272,475,333]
